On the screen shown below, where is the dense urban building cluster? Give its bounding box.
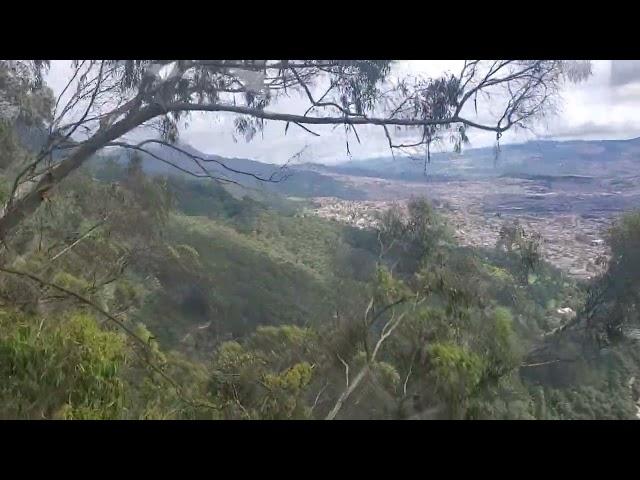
[308,195,612,280]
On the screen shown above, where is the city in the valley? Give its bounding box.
[303,172,638,281]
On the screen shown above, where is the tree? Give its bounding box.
[0,310,128,419]
[0,60,595,417]
[525,211,640,366]
[496,219,542,284]
[0,60,591,242]
[578,212,640,343]
[377,198,450,273]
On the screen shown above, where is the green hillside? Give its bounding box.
[0,150,639,419]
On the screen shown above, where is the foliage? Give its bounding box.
[0,141,638,419]
[5,59,631,420]
[496,219,542,284]
[208,329,317,419]
[0,310,127,419]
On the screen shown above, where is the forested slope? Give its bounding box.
[1,122,640,418]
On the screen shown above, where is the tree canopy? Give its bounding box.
[0,60,591,240]
[8,59,640,421]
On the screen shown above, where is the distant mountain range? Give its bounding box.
[103,141,366,200]
[299,137,640,181]
[23,126,640,199]
[101,136,640,200]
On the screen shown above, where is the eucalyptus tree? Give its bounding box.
[0,59,591,240]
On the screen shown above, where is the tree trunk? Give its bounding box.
[0,104,163,240]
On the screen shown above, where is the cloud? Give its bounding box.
[537,120,640,140]
[611,60,640,86]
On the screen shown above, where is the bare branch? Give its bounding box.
[309,381,330,415]
[336,353,350,388]
[105,141,241,186]
[403,352,416,397]
[167,101,508,132]
[325,365,369,420]
[49,216,108,262]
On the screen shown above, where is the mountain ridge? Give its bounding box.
[93,134,640,199]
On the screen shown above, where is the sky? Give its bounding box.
[46,60,640,165]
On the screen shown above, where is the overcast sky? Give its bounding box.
[46,60,640,164]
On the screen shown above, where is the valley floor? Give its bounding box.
[303,172,640,280]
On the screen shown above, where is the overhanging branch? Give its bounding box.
[166,102,511,133]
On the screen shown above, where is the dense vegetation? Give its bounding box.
[2,59,638,420]
[1,131,639,418]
